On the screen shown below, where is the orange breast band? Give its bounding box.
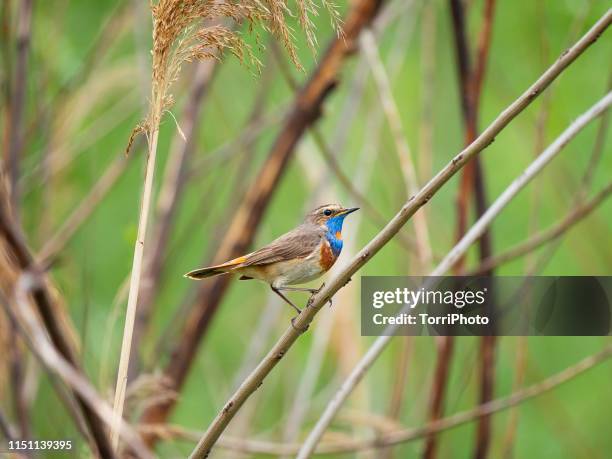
[320,241,337,271]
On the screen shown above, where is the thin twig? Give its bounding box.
[470,181,612,275]
[140,344,612,455]
[191,13,612,459]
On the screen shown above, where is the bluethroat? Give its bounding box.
[185,204,359,314]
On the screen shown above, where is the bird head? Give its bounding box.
[305,204,359,229]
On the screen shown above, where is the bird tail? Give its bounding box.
[184,256,247,280]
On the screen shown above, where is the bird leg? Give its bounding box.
[271,286,302,314]
[278,284,333,308]
[277,286,319,294]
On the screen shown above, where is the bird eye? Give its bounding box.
[323,209,332,216]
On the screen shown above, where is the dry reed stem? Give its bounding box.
[113,0,341,447]
[140,343,612,455]
[131,60,217,380]
[112,124,161,450]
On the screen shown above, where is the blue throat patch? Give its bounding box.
[324,215,346,256]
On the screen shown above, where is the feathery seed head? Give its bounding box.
[126,0,341,154]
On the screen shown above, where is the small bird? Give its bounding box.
[185,204,359,314]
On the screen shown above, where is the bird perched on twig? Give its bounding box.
[185,204,359,315]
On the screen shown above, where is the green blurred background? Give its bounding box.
[2,0,612,457]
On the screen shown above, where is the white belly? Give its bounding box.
[235,254,324,287]
[272,257,324,287]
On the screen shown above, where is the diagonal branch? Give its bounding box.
[298,90,612,459]
[470,180,612,275]
[190,12,612,459]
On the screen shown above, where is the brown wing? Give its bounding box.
[242,224,323,266]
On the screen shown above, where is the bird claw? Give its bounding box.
[291,316,309,333]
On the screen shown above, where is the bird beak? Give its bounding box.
[339,207,359,216]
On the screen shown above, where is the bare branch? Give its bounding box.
[299,90,612,459]
[190,12,612,459]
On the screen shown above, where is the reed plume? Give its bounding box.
[113,0,340,449]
